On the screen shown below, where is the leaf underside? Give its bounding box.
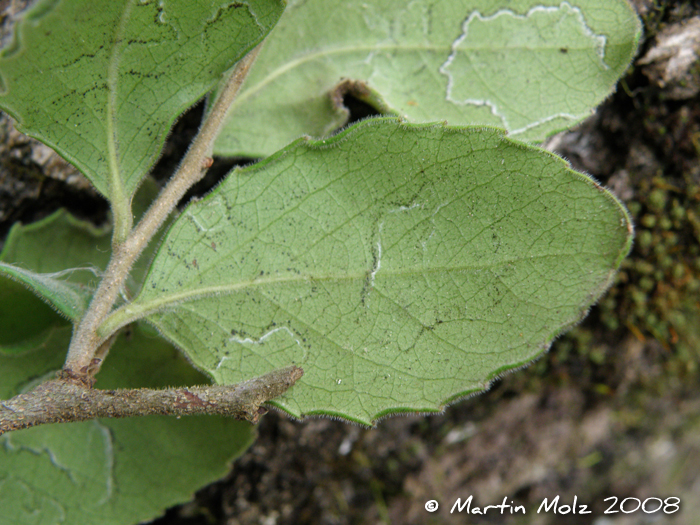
[113,119,632,425]
[214,0,641,158]
[0,0,284,202]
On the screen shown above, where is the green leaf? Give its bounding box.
[0,261,91,322]
[0,279,63,353]
[0,0,285,233]
[0,178,174,320]
[214,0,641,158]
[0,209,111,282]
[0,208,111,322]
[0,323,255,525]
[106,119,632,425]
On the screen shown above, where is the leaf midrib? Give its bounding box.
[105,0,135,206]
[99,250,591,337]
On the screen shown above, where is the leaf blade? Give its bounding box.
[0,0,285,203]
[116,119,632,424]
[0,261,91,321]
[0,178,177,318]
[214,0,641,157]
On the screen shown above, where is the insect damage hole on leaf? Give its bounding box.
[329,78,388,128]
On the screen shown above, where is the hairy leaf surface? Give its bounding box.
[0,0,284,206]
[0,322,255,525]
[214,0,641,157]
[109,120,633,424]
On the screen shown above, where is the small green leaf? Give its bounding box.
[0,0,285,228]
[0,209,111,282]
[0,261,91,322]
[108,119,632,425]
[0,178,174,318]
[0,323,255,525]
[0,208,112,321]
[214,0,641,157]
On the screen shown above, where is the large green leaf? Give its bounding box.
[105,119,632,425]
[0,322,255,525]
[0,0,284,216]
[0,178,173,320]
[214,0,641,158]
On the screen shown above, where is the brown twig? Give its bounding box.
[0,365,302,436]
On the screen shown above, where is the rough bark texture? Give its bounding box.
[0,366,303,435]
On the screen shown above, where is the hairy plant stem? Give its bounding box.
[63,45,262,380]
[0,366,303,435]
